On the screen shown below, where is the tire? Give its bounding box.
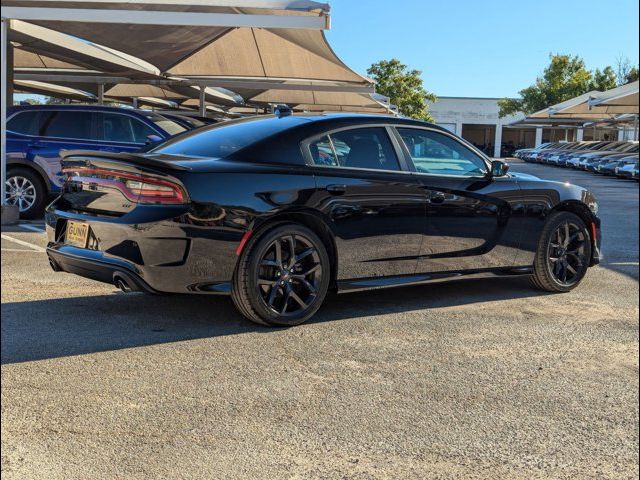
[5,167,48,220]
[231,223,331,327]
[529,211,592,293]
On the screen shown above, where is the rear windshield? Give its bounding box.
[150,116,303,158]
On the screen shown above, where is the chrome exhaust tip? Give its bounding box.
[49,258,62,272]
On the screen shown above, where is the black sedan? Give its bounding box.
[46,113,602,326]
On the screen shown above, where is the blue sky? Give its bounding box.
[326,0,640,98]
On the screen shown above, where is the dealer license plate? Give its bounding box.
[66,221,89,248]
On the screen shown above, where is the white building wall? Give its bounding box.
[427,97,530,157]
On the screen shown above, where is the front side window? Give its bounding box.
[397,128,487,177]
[43,111,95,140]
[308,127,401,171]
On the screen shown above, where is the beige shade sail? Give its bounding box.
[246,89,385,108]
[528,91,601,119]
[538,83,639,119]
[294,104,391,114]
[4,1,330,73]
[168,27,369,85]
[14,79,97,101]
[588,81,639,112]
[105,84,243,109]
[9,20,161,78]
[14,47,82,70]
[105,84,187,101]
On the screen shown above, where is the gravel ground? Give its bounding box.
[1,161,638,479]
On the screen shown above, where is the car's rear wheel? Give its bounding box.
[232,224,331,326]
[5,167,47,219]
[530,211,591,293]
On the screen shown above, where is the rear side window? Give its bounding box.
[97,112,156,143]
[43,111,95,140]
[308,136,338,166]
[7,111,49,136]
[308,127,401,171]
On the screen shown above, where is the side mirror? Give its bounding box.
[490,160,510,178]
[146,134,163,145]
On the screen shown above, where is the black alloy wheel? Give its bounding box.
[547,220,589,286]
[232,224,331,326]
[530,211,592,292]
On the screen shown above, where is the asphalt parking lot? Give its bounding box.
[1,160,638,479]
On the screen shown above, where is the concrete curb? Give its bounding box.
[1,205,19,225]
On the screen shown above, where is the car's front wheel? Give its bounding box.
[5,167,47,219]
[232,224,331,326]
[530,211,592,293]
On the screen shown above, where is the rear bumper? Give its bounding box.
[45,207,241,295]
[47,244,157,293]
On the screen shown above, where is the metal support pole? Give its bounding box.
[97,83,104,105]
[634,115,638,141]
[1,18,8,207]
[199,86,206,117]
[132,97,138,109]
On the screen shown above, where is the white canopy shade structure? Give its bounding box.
[14,79,97,101]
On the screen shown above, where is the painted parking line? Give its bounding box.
[1,248,43,253]
[0,234,46,253]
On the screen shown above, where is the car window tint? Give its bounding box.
[98,112,156,143]
[44,111,95,140]
[152,116,300,158]
[323,127,401,171]
[397,128,487,177]
[7,111,46,136]
[308,136,338,166]
[142,112,187,136]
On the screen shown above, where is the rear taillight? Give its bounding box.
[63,167,187,205]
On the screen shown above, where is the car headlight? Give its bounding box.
[588,200,599,216]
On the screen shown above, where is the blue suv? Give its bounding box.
[6,105,188,218]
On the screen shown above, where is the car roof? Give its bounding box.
[8,104,156,116]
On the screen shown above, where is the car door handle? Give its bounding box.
[429,191,446,204]
[325,184,347,195]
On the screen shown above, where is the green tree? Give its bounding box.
[367,59,436,121]
[498,54,593,117]
[616,57,640,85]
[590,66,617,91]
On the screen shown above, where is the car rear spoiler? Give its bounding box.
[60,150,190,172]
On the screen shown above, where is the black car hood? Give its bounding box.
[508,171,540,181]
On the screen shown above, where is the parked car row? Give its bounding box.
[4,105,200,218]
[514,141,639,181]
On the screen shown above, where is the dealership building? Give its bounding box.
[428,96,629,158]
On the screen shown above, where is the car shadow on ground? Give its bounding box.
[2,276,549,365]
